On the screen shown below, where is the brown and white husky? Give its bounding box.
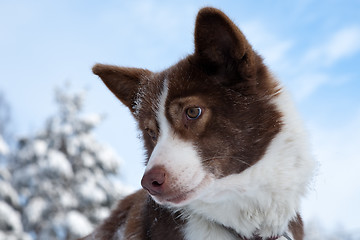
[82,7,315,240]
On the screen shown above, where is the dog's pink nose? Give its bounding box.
[141,166,166,196]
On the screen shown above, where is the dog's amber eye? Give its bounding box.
[145,128,157,141]
[186,107,202,119]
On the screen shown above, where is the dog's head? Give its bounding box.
[93,8,311,210]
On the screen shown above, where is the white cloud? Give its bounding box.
[284,26,360,101]
[326,27,360,64]
[303,26,360,67]
[239,21,347,102]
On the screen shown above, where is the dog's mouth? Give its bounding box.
[165,189,195,204]
[152,176,212,207]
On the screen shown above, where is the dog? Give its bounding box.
[82,7,315,240]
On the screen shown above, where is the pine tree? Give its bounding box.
[10,87,128,240]
[0,165,32,240]
[0,92,31,239]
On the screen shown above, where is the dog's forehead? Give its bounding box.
[136,61,203,118]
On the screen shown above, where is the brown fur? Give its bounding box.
[288,215,304,240]
[79,190,185,240]
[82,7,305,240]
[81,191,303,240]
[92,65,151,114]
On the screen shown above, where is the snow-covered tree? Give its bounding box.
[1,126,31,239]
[10,87,128,240]
[0,166,32,240]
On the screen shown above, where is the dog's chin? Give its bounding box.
[152,189,196,207]
[151,176,212,207]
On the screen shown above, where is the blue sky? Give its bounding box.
[1,0,359,233]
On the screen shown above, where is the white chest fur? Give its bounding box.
[183,214,239,240]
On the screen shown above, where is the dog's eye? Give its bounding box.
[145,128,157,141]
[186,107,202,120]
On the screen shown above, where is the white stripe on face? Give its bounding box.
[143,79,208,205]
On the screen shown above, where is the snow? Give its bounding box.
[66,135,81,156]
[59,191,78,209]
[0,232,32,240]
[78,179,107,204]
[93,207,111,222]
[12,164,38,188]
[65,211,93,238]
[43,150,73,178]
[0,167,11,181]
[81,151,96,168]
[0,136,9,155]
[0,201,23,233]
[97,146,121,172]
[32,140,47,157]
[80,113,102,131]
[24,197,47,225]
[0,180,19,208]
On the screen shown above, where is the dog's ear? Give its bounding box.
[194,7,257,85]
[93,64,151,113]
